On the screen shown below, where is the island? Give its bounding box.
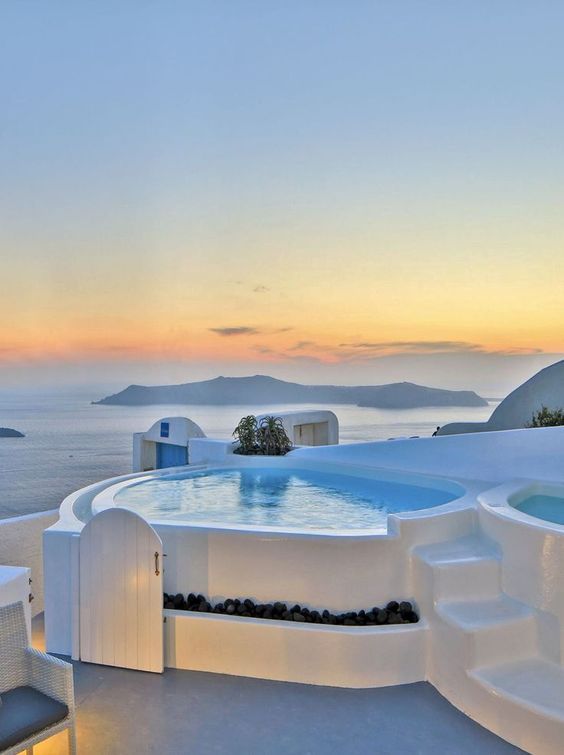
[0,427,25,438]
[94,375,487,410]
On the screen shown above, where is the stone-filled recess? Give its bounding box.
[163,593,419,626]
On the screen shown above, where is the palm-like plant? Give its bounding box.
[232,415,258,454]
[257,416,293,456]
[232,415,293,455]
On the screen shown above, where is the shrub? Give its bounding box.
[232,415,259,454]
[527,406,564,427]
[232,414,293,455]
[257,416,293,456]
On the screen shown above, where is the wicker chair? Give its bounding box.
[0,601,76,754]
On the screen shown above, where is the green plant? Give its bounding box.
[257,416,293,456]
[527,406,564,427]
[232,414,293,455]
[232,415,258,454]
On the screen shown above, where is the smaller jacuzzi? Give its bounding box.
[509,482,564,526]
[479,479,564,531]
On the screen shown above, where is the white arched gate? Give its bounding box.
[79,507,163,673]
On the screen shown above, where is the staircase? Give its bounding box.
[413,534,564,754]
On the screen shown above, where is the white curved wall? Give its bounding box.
[0,509,58,615]
[293,426,564,484]
[479,483,564,663]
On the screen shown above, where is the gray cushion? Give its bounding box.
[0,685,68,750]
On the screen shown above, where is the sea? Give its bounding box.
[0,388,497,519]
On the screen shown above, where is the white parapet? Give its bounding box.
[0,564,32,637]
[164,611,427,688]
[0,509,58,616]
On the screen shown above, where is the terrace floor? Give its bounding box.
[31,615,523,755]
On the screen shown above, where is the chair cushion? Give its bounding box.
[0,685,68,750]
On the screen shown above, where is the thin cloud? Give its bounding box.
[210,325,293,338]
[253,345,276,355]
[289,340,315,351]
[339,340,484,353]
[491,347,544,356]
[209,327,259,337]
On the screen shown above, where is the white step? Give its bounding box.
[415,535,500,565]
[471,658,564,722]
[468,658,564,753]
[436,596,537,667]
[413,536,501,601]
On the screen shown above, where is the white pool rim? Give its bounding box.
[479,478,564,533]
[90,457,477,537]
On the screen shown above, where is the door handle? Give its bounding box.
[154,551,160,576]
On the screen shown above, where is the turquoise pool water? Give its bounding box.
[115,467,461,530]
[514,494,564,525]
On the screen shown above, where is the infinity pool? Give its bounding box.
[114,467,461,530]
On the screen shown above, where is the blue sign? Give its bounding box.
[160,421,170,438]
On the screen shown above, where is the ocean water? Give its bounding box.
[0,389,496,519]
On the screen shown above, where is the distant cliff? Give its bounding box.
[94,375,487,409]
[0,427,25,438]
[438,359,564,435]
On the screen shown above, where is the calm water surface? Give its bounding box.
[116,467,460,530]
[0,388,496,518]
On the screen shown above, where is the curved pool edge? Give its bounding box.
[88,459,482,539]
[478,478,564,534]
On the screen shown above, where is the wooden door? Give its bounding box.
[79,507,163,672]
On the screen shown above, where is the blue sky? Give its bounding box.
[1,2,563,394]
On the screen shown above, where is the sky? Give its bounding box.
[1,1,563,396]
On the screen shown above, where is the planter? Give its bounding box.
[163,610,428,688]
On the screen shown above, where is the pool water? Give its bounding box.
[114,467,460,530]
[514,494,564,525]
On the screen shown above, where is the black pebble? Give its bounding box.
[162,593,420,628]
[376,609,388,624]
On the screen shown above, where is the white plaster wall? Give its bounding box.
[132,432,144,472]
[157,526,406,611]
[0,565,32,637]
[164,611,428,688]
[256,410,339,446]
[144,416,205,445]
[478,487,564,663]
[189,438,234,465]
[292,426,564,485]
[0,510,58,616]
[153,505,477,614]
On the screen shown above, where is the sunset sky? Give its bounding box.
[2,2,563,394]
